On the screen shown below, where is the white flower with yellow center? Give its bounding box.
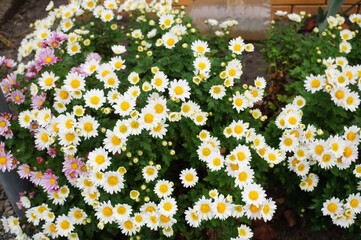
[35,128,51,150]
[162,32,178,49]
[101,9,114,22]
[322,197,343,216]
[191,40,210,57]
[304,74,326,93]
[261,199,276,222]
[207,152,224,171]
[84,89,105,110]
[103,130,126,154]
[18,110,32,128]
[113,94,135,117]
[120,218,137,236]
[69,207,87,225]
[185,207,201,227]
[232,92,248,113]
[67,42,81,56]
[78,115,99,139]
[102,171,124,194]
[64,72,85,92]
[55,86,72,105]
[159,13,174,29]
[58,113,77,133]
[142,165,158,182]
[83,59,99,75]
[158,197,177,217]
[96,201,115,224]
[114,119,131,139]
[55,215,74,237]
[37,108,52,127]
[212,194,231,220]
[128,71,140,85]
[242,183,266,206]
[237,224,253,240]
[42,222,59,238]
[88,147,111,171]
[96,63,113,80]
[210,85,226,99]
[151,71,169,92]
[194,56,211,75]
[154,179,173,198]
[179,168,198,188]
[343,91,360,112]
[110,56,125,71]
[111,45,126,55]
[225,59,242,80]
[195,196,213,220]
[346,193,361,214]
[114,203,132,222]
[107,89,120,104]
[229,37,245,55]
[139,108,160,130]
[38,71,58,90]
[234,164,254,189]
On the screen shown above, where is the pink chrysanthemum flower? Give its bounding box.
[63,156,85,182]
[0,116,9,135]
[0,150,13,172]
[4,73,17,86]
[30,171,43,186]
[47,148,57,158]
[11,90,25,105]
[47,32,68,49]
[3,128,13,139]
[0,56,5,66]
[17,164,31,179]
[35,47,56,71]
[86,52,102,62]
[31,94,46,109]
[41,172,59,192]
[25,64,38,79]
[4,58,16,69]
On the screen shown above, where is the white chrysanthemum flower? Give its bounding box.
[169,79,191,101]
[96,201,115,224]
[38,71,59,90]
[162,32,178,49]
[55,215,74,237]
[120,218,137,236]
[101,9,114,22]
[232,92,248,112]
[142,165,158,182]
[102,171,124,194]
[195,196,213,221]
[84,89,105,110]
[103,130,126,154]
[212,194,231,220]
[111,45,126,54]
[237,224,253,240]
[158,197,178,217]
[64,72,85,92]
[34,128,51,150]
[234,164,254,189]
[18,110,32,128]
[210,85,226,99]
[128,71,140,85]
[37,108,52,127]
[113,94,136,116]
[114,119,131,139]
[78,115,99,139]
[88,147,111,171]
[151,71,169,92]
[55,87,72,105]
[154,179,173,198]
[322,197,343,216]
[191,40,210,57]
[179,168,198,188]
[207,152,225,171]
[242,183,266,206]
[185,207,202,228]
[304,74,326,93]
[114,203,132,222]
[110,56,125,71]
[68,207,87,225]
[229,37,245,55]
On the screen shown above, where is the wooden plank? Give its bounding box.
[293,5,326,15]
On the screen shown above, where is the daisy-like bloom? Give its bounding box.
[353,164,361,178]
[83,59,99,76]
[55,86,72,105]
[234,164,254,189]
[131,29,142,39]
[11,89,24,105]
[102,171,124,194]
[242,183,266,206]
[149,120,168,139]
[133,212,145,227]
[102,72,119,89]
[159,13,174,29]
[231,204,245,218]
[304,74,326,93]
[0,150,13,172]
[35,128,51,150]
[191,40,210,57]
[162,32,179,49]
[212,194,231,220]
[103,130,126,155]
[67,42,81,56]
[35,47,56,71]
[261,199,276,222]
[330,86,349,107]
[64,72,85,92]
[120,218,137,236]
[236,224,253,240]
[280,134,298,152]
[158,197,178,217]
[142,165,158,182]
[101,9,114,22]
[339,41,352,54]
[111,45,126,54]
[55,215,74,237]
[230,120,248,140]
[232,92,248,112]
[207,152,225,171]
[194,56,211,75]
[154,179,173,198]
[300,173,319,192]
[344,125,360,144]
[145,212,159,231]
[17,163,31,179]
[114,203,132,222]
[179,168,198,188]
[84,89,105,110]
[58,113,77,133]
[38,71,58,91]
[275,10,287,17]
[128,71,140,85]
[232,144,252,164]
[78,115,99,139]
[210,85,226,99]
[346,193,361,214]
[322,197,343,216]
[343,91,360,112]
[114,119,131,139]
[169,79,190,101]
[185,207,202,228]
[151,71,169,92]
[139,108,160,130]
[318,151,336,169]
[110,56,125,71]
[192,111,208,126]
[68,207,87,225]
[341,142,358,164]
[88,147,111,171]
[304,124,316,142]
[284,110,301,129]
[288,13,301,22]
[229,37,245,55]
[104,0,117,9]
[113,94,136,116]
[96,201,115,224]
[18,110,32,129]
[225,59,243,80]
[197,142,214,162]
[195,196,213,220]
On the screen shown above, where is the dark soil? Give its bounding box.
[0,1,357,240]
